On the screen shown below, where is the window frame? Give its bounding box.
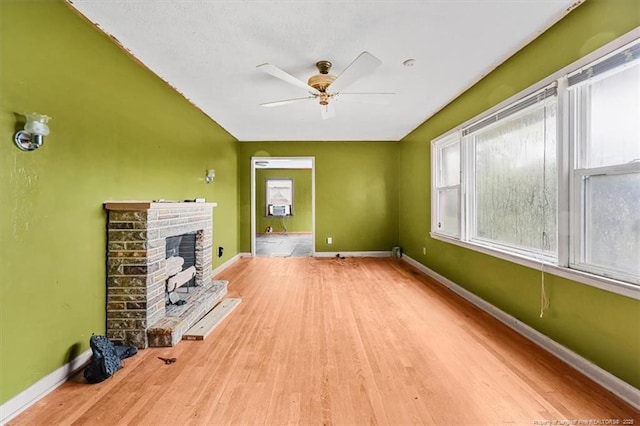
[429,30,640,300]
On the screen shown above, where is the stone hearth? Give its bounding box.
[104,201,226,348]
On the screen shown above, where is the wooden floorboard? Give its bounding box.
[9,257,639,425]
[183,298,242,341]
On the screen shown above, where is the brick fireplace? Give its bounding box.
[104,201,227,348]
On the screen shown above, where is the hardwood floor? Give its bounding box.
[10,257,639,425]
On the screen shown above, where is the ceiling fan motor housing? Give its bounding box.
[308,60,337,94]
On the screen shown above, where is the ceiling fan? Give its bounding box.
[256,51,394,119]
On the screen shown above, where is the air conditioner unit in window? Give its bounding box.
[269,204,290,216]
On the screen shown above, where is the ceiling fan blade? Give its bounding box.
[260,96,316,107]
[320,103,336,120]
[329,51,382,94]
[335,92,395,105]
[257,63,321,95]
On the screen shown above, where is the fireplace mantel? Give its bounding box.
[104,201,217,211]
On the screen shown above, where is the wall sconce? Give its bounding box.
[205,169,215,184]
[14,113,51,152]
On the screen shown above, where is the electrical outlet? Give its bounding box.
[327,237,332,244]
[422,247,426,255]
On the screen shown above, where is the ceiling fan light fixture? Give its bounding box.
[318,93,330,106]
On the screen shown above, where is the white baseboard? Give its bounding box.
[0,349,92,424]
[212,253,244,277]
[314,251,392,258]
[401,254,640,411]
[239,252,392,258]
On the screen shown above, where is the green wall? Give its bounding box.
[1,0,638,410]
[239,142,398,253]
[399,0,640,388]
[0,1,239,403]
[256,169,312,233]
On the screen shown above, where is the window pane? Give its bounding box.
[437,188,460,236]
[584,172,640,277]
[441,142,460,186]
[473,102,557,255]
[585,64,640,168]
[266,179,292,205]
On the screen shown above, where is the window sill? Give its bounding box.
[429,232,640,301]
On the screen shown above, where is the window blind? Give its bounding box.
[568,41,640,87]
[462,86,557,136]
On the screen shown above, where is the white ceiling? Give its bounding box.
[68,0,579,142]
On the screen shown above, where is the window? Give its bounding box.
[465,89,557,259]
[266,178,293,216]
[432,133,461,237]
[431,36,640,290]
[569,47,640,283]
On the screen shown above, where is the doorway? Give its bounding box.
[251,157,315,257]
